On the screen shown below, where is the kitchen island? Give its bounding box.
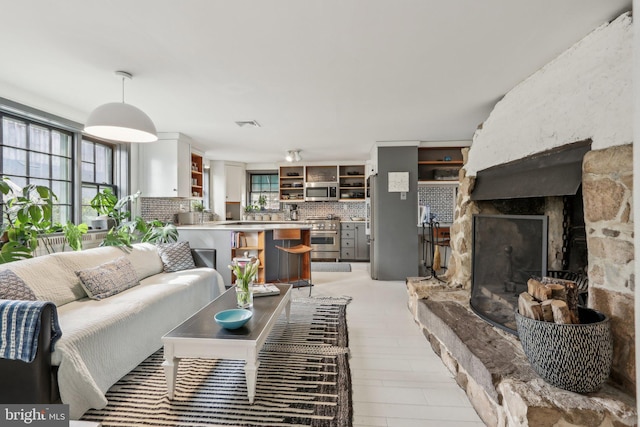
[177,222,311,287]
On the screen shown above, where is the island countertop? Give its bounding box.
[176,221,311,232]
[177,222,311,287]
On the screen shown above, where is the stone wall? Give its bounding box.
[444,11,635,395]
[582,145,635,393]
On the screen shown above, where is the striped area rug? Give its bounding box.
[82,296,352,426]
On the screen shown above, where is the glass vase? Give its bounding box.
[236,279,253,308]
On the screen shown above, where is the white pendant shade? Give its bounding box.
[85,102,158,143]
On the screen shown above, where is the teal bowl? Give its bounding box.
[214,308,253,329]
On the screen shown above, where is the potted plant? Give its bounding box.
[243,205,256,221]
[192,200,205,224]
[89,188,118,230]
[97,191,179,249]
[62,221,89,251]
[0,178,57,262]
[258,195,267,211]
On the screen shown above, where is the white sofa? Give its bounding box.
[0,242,224,419]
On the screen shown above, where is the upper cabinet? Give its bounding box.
[139,134,193,197]
[339,165,366,201]
[305,165,338,183]
[190,153,203,197]
[418,147,464,183]
[278,164,366,202]
[225,164,243,202]
[279,166,305,202]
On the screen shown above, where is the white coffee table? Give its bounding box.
[161,284,291,403]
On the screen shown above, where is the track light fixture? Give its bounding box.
[285,150,302,162]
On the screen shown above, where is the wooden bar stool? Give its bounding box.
[273,228,313,295]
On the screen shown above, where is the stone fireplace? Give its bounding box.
[467,140,591,335]
[447,142,635,395]
[406,11,635,426]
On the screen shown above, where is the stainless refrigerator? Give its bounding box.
[367,174,378,279]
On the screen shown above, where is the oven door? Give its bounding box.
[310,231,339,252]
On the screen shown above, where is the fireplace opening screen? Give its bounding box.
[471,214,547,335]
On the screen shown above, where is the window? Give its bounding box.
[1,114,73,224]
[81,138,116,224]
[249,173,279,210]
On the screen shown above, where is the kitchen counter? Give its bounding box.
[176,222,311,287]
[177,221,311,231]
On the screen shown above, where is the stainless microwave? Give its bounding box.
[304,182,339,201]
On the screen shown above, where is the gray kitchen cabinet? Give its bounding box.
[340,222,369,261]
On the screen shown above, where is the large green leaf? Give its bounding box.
[0,242,33,264]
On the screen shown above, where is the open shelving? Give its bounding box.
[279,166,305,202]
[230,231,265,284]
[190,152,203,197]
[339,165,366,201]
[418,147,464,183]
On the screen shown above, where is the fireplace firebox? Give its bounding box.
[470,214,548,334]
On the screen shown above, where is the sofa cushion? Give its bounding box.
[125,243,164,280]
[0,270,36,300]
[76,257,140,300]
[156,241,196,272]
[0,256,82,306]
[51,246,125,300]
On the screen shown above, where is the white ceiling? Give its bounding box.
[0,1,631,164]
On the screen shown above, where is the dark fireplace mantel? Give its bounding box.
[471,139,591,201]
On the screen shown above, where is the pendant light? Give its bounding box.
[84,71,158,143]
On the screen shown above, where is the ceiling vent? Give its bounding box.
[235,120,261,128]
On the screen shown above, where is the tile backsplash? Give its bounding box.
[141,197,366,223]
[418,184,457,224]
[292,202,366,220]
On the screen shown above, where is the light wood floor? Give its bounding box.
[308,263,485,427]
[73,263,485,427]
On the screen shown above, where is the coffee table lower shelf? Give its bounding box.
[161,284,292,403]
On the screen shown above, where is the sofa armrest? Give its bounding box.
[191,248,216,270]
[0,304,59,403]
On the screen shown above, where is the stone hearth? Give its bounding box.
[406,278,637,426]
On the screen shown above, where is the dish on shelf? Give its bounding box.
[350,217,365,221]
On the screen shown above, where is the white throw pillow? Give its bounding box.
[75,257,140,300]
[126,243,164,280]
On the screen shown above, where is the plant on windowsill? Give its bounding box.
[243,204,258,220]
[258,195,267,211]
[0,178,89,263]
[89,187,118,230]
[93,189,179,249]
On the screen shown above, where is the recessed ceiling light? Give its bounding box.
[235,120,261,128]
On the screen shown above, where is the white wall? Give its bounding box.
[465,13,632,176]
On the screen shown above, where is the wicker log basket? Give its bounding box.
[515,307,612,393]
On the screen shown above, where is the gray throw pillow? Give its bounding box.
[0,269,36,300]
[156,241,196,272]
[76,257,140,300]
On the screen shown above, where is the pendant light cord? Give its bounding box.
[121,76,126,103]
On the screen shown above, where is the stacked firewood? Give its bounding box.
[518,277,580,324]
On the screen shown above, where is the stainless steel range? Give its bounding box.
[305,216,340,261]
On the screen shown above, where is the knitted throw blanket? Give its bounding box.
[0,299,62,362]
